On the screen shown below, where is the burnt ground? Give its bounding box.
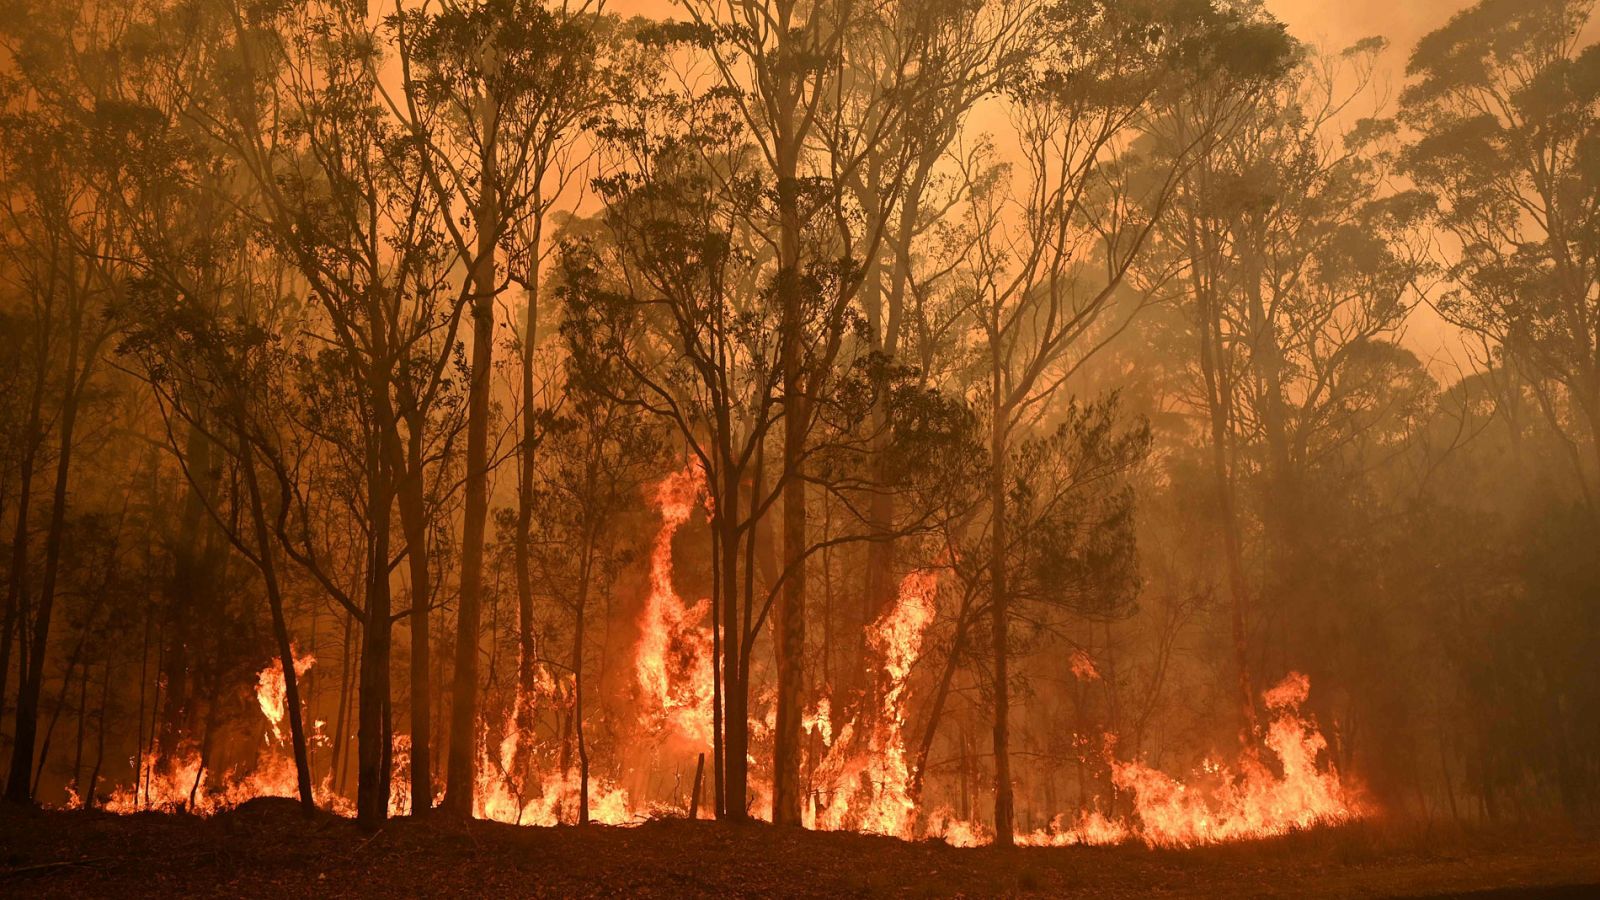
[1,800,1597,898]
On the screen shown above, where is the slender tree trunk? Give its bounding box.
[514,221,543,787]
[357,446,394,830]
[71,658,87,799]
[574,535,591,825]
[911,597,972,807]
[157,419,222,768]
[773,108,807,830]
[445,136,500,817]
[240,438,315,815]
[5,320,84,804]
[85,659,108,808]
[718,461,748,820]
[332,610,353,797]
[395,421,432,812]
[0,396,44,750]
[1184,209,1258,744]
[0,281,53,754]
[988,403,1014,846]
[1197,284,1258,743]
[709,483,725,819]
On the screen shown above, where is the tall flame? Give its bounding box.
[1108,671,1361,848]
[634,463,715,747]
[926,671,1363,848]
[809,569,938,839]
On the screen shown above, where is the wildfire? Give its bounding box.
[924,671,1363,848]
[69,468,1364,851]
[92,650,325,815]
[809,569,938,839]
[634,463,716,748]
[1107,672,1362,848]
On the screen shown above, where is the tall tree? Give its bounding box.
[1402,0,1600,504]
[391,0,612,814]
[964,0,1293,844]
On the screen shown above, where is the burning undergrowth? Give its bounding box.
[71,465,1364,848]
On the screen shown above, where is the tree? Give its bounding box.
[962,0,1294,844]
[0,10,123,800]
[1151,38,1430,738]
[1402,0,1600,506]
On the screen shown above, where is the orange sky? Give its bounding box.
[612,0,1474,57]
[603,0,1481,369]
[1271,0,1469,56]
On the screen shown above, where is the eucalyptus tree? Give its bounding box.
[185,0,471,828]
[1402,0,1600,506]
[0,0,130,804]
[674,0,1004,825]
[1151,38,1431,738]
[388,0,617,813]
[562,67,782,819]
[828,0,1035,698]
[961,0,1294,844]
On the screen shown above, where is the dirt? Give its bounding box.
[1,800,1596,898]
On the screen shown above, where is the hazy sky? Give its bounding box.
[1272,0,1468,55]
[602,0,1483,369]
[1271,0,1472,97]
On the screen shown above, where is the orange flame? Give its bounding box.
[634,463,715,748]
[256,648,316,743]
[1109,672,1361,848]
[809,569,938,838]
[926,672,1363,848]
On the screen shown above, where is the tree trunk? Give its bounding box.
[0,332,46,751]
[514,222,543,790]
[1186,210,1258,744]
[911,595,973,807]
[240,438,316,815]
[85,659,109,808]
[357,453,394,830]
[395,420,433,812]
[574,536,591,826]
[156,421,217,768]
[445,136,500,818]
[718,460,748,820]
[988,406,1015,846]
[773,109,807,830]
[5,320,83,805]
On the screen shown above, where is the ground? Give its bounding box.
[2,800,1597,897]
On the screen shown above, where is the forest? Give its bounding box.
[1,0,1598,887]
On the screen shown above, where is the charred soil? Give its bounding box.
[1,801,1596,898]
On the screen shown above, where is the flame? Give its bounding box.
[69,467,1363,849]
[634,463,716,748]
[809,570,938,839]
[925,672,1362,848]
[257,648,316,742]
[92,652,331,814]
[1108,672,1361,848]
[1068,649,1100,682]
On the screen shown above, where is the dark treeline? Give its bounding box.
[0,0,1596,844]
